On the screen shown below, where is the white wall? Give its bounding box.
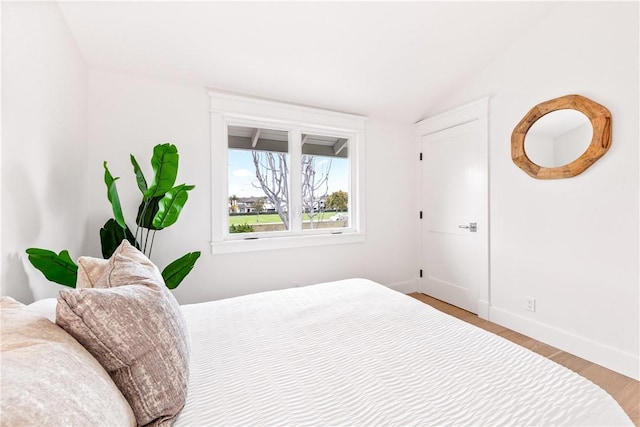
[428,2,639,379]
[87,70,418,304]
[1,2,88,302]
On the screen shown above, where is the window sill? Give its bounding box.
[210,232,366,254]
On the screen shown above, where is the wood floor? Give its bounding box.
[409,292,640,426]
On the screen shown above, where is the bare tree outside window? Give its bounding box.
[251,152,333,230]
[252,151,289,228]
[302,155,331,229]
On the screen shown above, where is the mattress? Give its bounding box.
[176,278,632,426]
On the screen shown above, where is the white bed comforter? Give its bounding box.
[176,279,632,426]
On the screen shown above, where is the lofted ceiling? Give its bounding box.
[57,1,558,123]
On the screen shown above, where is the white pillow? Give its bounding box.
[27,298,57,322]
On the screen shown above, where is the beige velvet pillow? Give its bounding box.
[56,241,190,427]
[0,297,136,426]
[75,256,109,288]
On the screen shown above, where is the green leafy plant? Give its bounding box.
[26,143,200,289]
[24,249,78,288]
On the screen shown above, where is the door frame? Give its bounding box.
[414,98,490,320]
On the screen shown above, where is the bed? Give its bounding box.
[2,242,632,426]
[175,278,632,426]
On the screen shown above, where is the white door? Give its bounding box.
[419,115,488,315]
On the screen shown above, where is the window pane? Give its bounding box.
[228,125,290,233]
[301,134,349,230]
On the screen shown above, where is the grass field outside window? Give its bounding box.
[229,212,347,226]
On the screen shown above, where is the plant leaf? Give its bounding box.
[152,184,195,229]
[25,248,78,288]
[100,218,138,258]
[161,251,200,289]
[136,197,163,230]
[130,154,148,196]
[104,162,127,229]
[144,144,179,199]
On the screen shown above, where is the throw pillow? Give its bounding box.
[75,256,109,288]
[1,297,136,426]
[56,240,190,427]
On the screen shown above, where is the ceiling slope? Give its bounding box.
[58,1,557,123]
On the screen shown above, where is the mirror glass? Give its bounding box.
[524,109,592,168]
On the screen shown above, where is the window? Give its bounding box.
[210,92,366,253]
[301,134,350,231]
[228,125,290,233]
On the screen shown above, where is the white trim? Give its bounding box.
[490,306,640,381]
[211,232,366,255]
[211,112,228,244]
[289,129,302,234]
[209,90,367,130]
[477,299,490,320]
[210,91,367,253]
[414,97,490,313]
[414,97,489,136]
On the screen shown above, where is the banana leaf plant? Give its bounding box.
[26,143,200,290]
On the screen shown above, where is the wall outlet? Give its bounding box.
[525,296,536,312]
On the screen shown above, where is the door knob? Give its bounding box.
[458,222,477,232]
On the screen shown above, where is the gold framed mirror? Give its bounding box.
[511,94,612,179]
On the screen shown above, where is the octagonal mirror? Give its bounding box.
[511,94,612,179]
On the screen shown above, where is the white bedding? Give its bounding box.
[175,279,632,426]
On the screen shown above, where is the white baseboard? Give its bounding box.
[477,299,490,320]
[489,306,640,381]
[387,279,418,294]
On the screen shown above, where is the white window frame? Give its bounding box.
[210,91,366,254]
